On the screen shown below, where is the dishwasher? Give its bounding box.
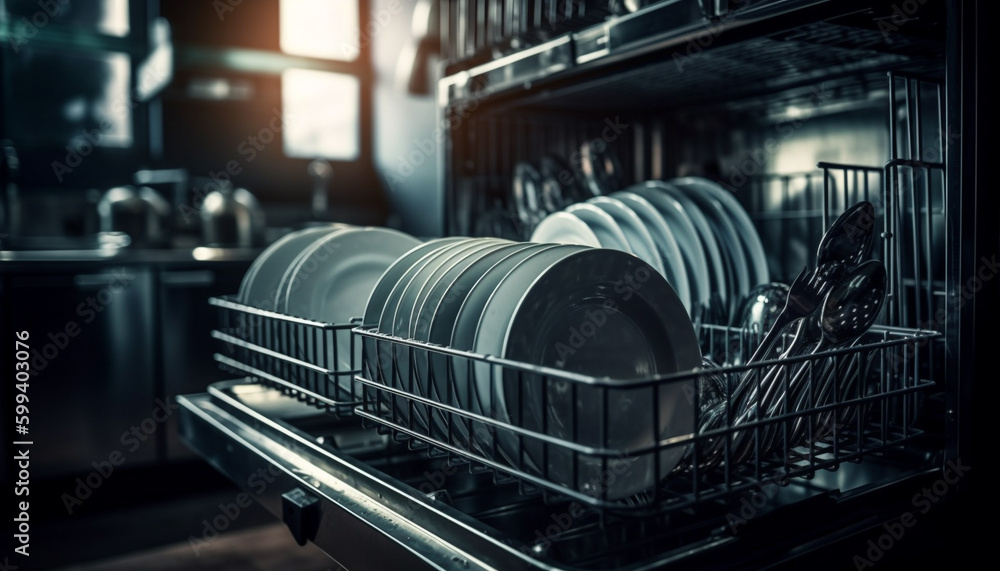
[177,0,982,569]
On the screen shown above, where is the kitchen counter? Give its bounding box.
[0,245,262,266]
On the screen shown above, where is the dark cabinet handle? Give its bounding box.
[161,270,215,288]
[281,488,321,547]
[74,273,132,290]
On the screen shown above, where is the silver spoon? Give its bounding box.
[816,200,876,268]
[767,260,888,453]
[732,201,877,413]
[742,201,876,368]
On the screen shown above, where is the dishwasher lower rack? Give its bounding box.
[207,295,941,518]
[178,379,950,571]
[353,323,941,517]
[208,296,362,415]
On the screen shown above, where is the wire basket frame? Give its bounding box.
[209,296,361,415]
[354,322,940,516]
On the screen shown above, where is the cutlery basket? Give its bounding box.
[353,322,941,515]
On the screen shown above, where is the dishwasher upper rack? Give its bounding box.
[208,296,362,415]
[353,322,941,517]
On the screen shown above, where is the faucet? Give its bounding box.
[307,158,333,219]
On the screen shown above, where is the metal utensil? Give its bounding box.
[743,201,876,368]
[786,260,887,431]
[815,200,876,267]
[737,261,845,386]
[756,260,888,454]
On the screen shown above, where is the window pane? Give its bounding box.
[4,0,129,36]
[6,48,132,148]
[280,0,359,61]
[282,69,359,160]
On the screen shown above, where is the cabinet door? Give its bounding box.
[159,263,249,460]
[6,268,158,477]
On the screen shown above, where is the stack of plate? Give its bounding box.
[529,177,769,322]
[363,237,702,500]
[237,224,423,391]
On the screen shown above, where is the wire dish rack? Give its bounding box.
[353,322,939,515]
[209,296,361,415]
[207,293,940,516]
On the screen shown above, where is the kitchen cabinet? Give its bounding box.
[0,254,253,479]
[5,267,159,477]
[157,263,248,460]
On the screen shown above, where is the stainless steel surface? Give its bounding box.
[0,245,260,263]
[200,186,266,248]
[181,377,948,570]
[178,381,534,571]
[97,185,173,248]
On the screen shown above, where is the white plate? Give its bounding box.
[530,211,601,247]
[421,244,540,442]
[669,180,750,309]
[612,191,693,314]
[628,185,712,316]
[647,181,729,317]
[238,224,344,309]
[381,239,481,429]
[362,237,460,426]
[588,195,668,278]
[479,248,700,500]
[408,240,522,441]
[564,203,632,252]
[407,240,511,341]
[449,243,559,460]
[281,227,422,387]
[674,177,770,288]
[362,237,465,328]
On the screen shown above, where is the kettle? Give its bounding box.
[199,184,265,247]
[97,185,172,248]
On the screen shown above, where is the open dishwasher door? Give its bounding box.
[179,377,966,571]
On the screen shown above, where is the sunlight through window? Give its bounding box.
[282,68,360,160]
[280,0,359,61]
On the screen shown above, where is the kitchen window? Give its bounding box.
[278,0,362,161]
[159,0,378,205]
[0,0,156,188]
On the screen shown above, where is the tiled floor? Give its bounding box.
[54,523,341,571]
